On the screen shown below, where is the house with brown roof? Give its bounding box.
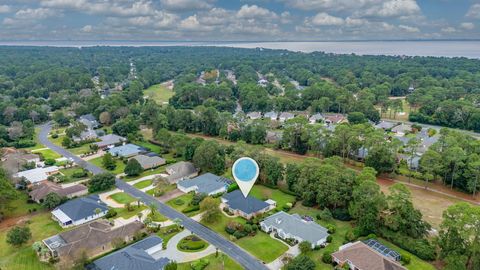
[332,241,406,270]
[29,181,88,203]
[1,150,40,175]
[43,220,143,261]
[324,114,347,125]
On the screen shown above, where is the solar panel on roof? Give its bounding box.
[363,239,402,261]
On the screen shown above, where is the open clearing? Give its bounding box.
[144,83,174,104]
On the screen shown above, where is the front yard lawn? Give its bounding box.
[31,148,61,160]
[250,185,296,210]
[113,205,147,219]
[90,156,126,175]
[133,140,163,154]
[133,179,153,189]
[166,193,202,217]
[0,212,63,270]
[109,192,136,204]
[177,253,243,270]
[123,166,166,181]
[177,235,209,252]
[201,213,288,263]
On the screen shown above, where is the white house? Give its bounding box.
[14,166,60,185]
[51,195,109,227]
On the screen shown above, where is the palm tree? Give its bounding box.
[94,208,101,216]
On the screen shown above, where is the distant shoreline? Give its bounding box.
[0,40,479,59]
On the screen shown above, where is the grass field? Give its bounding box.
[123,166,166,181]
[133,179,153,189]
[90,156,126,175]
[144,84,174,104]
[31,148,61,160]
[113,205,147,219]
[0,212,63,270]
[250,185,296,210]
[4,192,45,218]
[201,214,288,263]
[376,97,411,121]
[177,253,243,270]
[166,193,202,217]
[110,192,136,204]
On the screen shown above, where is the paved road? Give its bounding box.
[39,123,267,270]
[381,118,480,139]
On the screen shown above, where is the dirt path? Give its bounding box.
[0,211,43,230]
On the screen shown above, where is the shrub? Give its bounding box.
[332,208,351,221]
[322,250,333,264]
[182,205,200,214]
[174,199,185,206]
[317,208,333,221]
[326,224,336,234]
[326,235,333,243]
[51,134,59,139]
[233,230,247,239]
[379,228,436,261]
[299,241,312,253]
[72,170,88,178]
[105,208,118,218]
[190,259,209,270]
[401,253,411,265]
[344,230,357,242]
[190,193,206,206]
[44,159,56,166]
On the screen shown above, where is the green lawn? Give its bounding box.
[149,211,168,222]
[59,166,90,183]
[133,179,153,189]
[4,192,45,218]
[90,156,126,175]
[31,148,61,160]
[0,212,63,270]
[177,253,243,270]
[146,181,177,197]
[177,235,209,252]
[113,205,147,219]
[166,193,202,217]
[250,185,296,210]
[143,84,174,104]
[157,225,184,247]
[110,192,136,204]
[201,214,288,263]
[133,140,162,154]
[123,166,166,181]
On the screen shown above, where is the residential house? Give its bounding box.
[356,147,369,160]
[393,135,411,146]
[177,173,233,196]
[279,112,295,122]
[94,134,126,149]
[374,121,396,130]
[164,161,199,184]
[258,78,268,87]
[108,144,145,158]
[221,190,274,219]
[1,151,40,175]
[391,124,412,136]
[247,112,262,120]
[260,211,330,248]
[398,154,421,170]
[79,114,100,129]
[324,114,347,125]
[132,154,166,170]
[309,113,324,124]
[29,181,88,203]
[265,130,283,144]
[264,111,278,121]
[43,220,143,261]
[332,241,406,270]
[14,166,60,186]
[51,194,109,227]
[73,129,98,142]
[90,235,170,270]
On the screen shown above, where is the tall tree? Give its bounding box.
[349,180,385,235]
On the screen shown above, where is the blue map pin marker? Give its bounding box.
[232,157,259,198]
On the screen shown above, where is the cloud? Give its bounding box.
[81,25,92,32]
[460,22,474,30]
[441,27,456,33]
[15,8,56,20]
[309,12,344,26]
[237,4,278,20]
[466,4,480,19]
[398,24,420,33]
[41,0,156,17]
[161,0,214,11]
[0,5,11,13]
[358,0,421,18]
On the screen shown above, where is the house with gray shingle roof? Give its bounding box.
[95,134,126,149]
[177,173,233,196]
[391,123,412,136]
[374,121,397,130]
[51,194,109,227]
[247,112,262,120]
[261,211,329,248]
[264,111,278,121]
[90,235,170,270]
[132,155,166,170]
[165,161,199,184]
[79,114,99,129]
[309,113,324,124]
[43,220,142,261]
[221,190,274,219]
[108,144,146,158]
[279,112,295,122]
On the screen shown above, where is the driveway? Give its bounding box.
[151,229,216,263]
[39,123,268,270]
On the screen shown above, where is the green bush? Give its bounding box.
[182,205,200,213]
[322,250,333,264]
[174,199,185,206]
[326,235,333,243]
[401,253,411,265]
[190,259,209,270]
[44,159,56,166]
[105,208,117,218]
[326,224,336,234]
[72,170,88,178]
[379,228,436,261]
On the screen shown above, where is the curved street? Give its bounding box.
[38,123,268,270]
